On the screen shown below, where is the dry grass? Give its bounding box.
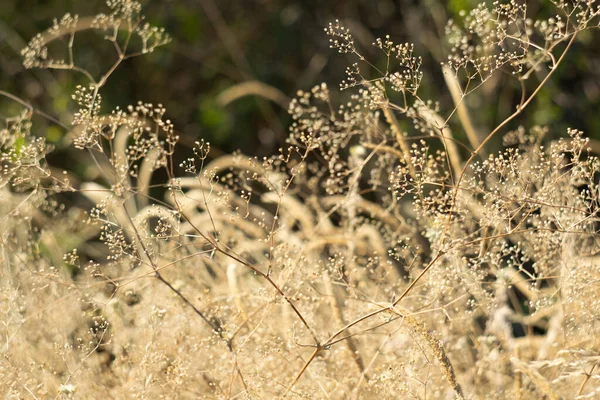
[2,0,600,398]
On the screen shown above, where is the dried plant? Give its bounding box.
[2,0,600,398]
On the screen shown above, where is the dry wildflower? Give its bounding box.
[3,0,600,398]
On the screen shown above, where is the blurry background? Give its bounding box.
[2,0,600,163]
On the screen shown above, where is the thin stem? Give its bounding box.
[577,362,598,396]
[0,90,69,130]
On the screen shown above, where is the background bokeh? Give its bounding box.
[2,0,600,163]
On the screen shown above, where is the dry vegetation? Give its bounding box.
[2,0,600,398]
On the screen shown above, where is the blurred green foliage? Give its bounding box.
[2,0,600,164]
